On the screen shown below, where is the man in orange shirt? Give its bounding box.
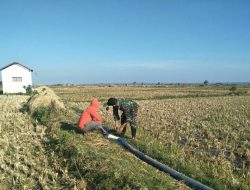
[78,98,107,136]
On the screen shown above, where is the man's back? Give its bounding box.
[78,98,103,128]
[118,98,138,112]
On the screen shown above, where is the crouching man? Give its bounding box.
[105,98,139,139]
[78,98,107,136]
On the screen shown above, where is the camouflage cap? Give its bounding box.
[103,98,117,111]
[106,98,117,106]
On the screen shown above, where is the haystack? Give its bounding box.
[28,86,65,113]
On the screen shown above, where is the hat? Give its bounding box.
[104,98,117,107]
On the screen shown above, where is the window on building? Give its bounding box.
[12,77,22,82]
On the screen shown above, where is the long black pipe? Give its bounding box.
[113,137,213,190]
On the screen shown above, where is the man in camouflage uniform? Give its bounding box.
[105,98,139,139]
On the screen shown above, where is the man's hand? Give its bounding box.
[118,123,127,133]
[114,121,119,130]
[84,131,91,136]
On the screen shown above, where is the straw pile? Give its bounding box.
[0,95,75,189]
[28,86,65,113]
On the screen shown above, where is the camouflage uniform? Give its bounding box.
[112,99,139,138]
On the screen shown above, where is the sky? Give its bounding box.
[0,0,250,84]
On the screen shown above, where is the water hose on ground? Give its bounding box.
[106,134,213,190]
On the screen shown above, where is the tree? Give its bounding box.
[23,85,33,95]
[204,80,209,85]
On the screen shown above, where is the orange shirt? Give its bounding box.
[78,98,104,129]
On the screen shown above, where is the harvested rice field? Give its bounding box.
[1,84,249,189]
[0,95,74,189]
[52,84,250,189]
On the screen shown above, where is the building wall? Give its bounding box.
[2,64,32,93]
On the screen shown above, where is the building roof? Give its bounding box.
[0,62,33,72]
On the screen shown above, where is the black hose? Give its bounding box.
[116,137,213,190]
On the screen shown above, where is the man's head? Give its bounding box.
[107,98,117,106]
[105,98,118,110]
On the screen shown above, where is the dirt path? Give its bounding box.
[0,95,68,190]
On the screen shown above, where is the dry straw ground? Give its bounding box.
[0,87,190,190]
[0,94,76,189]
[0,84,249,189]
[28,86,65,114]
[0,95,60,189]
[52,84,250,189]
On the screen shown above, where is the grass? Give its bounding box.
[129,133,234,189]
[15,88,189,189]
[43,109,189,190]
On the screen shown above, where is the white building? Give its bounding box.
[0,62,33,94]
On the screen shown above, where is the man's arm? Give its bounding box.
[113,106,120,130]
[90,109,104,122]
[118,122,127,133]
[78,112,85,128]
[113,106,120,120]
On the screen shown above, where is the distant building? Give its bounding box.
[0,62,33,93]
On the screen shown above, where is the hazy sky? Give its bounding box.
[0,0,249,84]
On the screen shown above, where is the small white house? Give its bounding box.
[0,62,33,94]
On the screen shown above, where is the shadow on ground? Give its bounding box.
[60,122,82,134]
[59,122,128,140]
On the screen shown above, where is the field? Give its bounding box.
[0,84,249,189]
[51,84,250,189]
